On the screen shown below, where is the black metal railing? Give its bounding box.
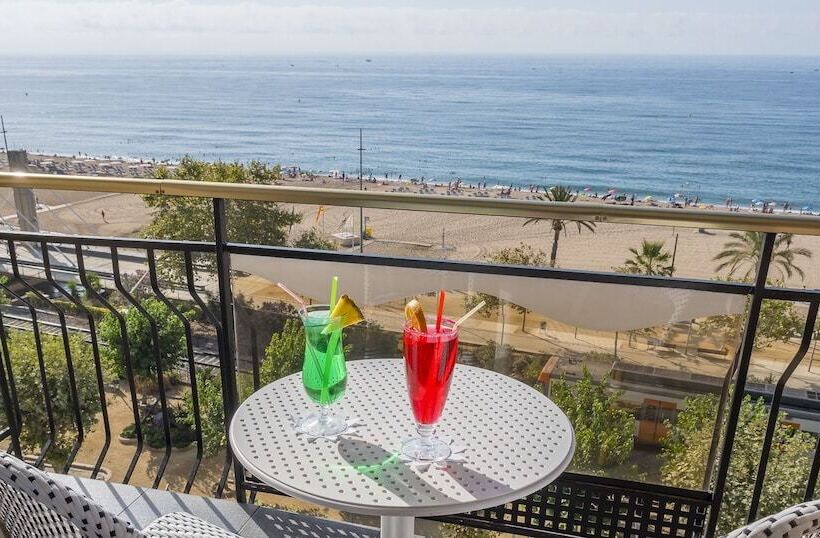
[0,192,817,538]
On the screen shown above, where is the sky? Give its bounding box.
[1,0,819,56]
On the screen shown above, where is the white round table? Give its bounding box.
[229,359,575,538]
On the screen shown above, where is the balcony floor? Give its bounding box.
[49,474,381,538]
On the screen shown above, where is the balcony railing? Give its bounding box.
[0,170,819,538]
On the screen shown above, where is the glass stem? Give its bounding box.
[417,423,435,449]
[319,404,330,426]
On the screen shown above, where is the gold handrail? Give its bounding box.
[1,171,819,235]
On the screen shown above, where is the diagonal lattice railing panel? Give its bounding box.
[435,473,710,538]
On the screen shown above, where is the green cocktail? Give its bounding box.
[297,304,348,437]
[302,306,347,404]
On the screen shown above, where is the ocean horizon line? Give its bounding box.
[3,52,820,60]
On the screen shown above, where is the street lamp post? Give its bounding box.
[358,129,365,253]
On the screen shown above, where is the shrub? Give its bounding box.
[98,297,188,380]
[5,330,107,466]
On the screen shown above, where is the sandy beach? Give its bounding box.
[2,150,819,290]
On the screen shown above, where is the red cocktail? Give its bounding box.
[401,317,458,462]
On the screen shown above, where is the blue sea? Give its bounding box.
[1,55,819,207]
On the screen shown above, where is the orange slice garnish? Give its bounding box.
[404,299,427,332]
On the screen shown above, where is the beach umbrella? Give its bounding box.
[643,195,655,202]
[754,200,764,207]
[583,187,591,192]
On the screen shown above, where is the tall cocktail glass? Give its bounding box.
[297,304,348,437]
[401,317,458,462]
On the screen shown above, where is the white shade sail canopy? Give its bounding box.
[233,254,746,332]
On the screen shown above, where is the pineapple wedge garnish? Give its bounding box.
[321,295,365,334]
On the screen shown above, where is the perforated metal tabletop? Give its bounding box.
[229,359,574,535]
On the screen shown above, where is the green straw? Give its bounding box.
[321,275,340,401]
[329,276,338,310]
[321,328,342,402]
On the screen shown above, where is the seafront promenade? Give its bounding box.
[2,150,819,290]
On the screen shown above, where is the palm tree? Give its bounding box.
[713,231,812,281]
[618,239,674,276]
[523,186,596,267]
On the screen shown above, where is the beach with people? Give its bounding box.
[2,150,820,290]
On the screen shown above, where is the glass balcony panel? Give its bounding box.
[231,254,745,487]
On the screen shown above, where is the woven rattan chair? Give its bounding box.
[726,501,820,538]
[0,452,240,537]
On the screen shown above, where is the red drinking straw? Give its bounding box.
[435,289,446,332]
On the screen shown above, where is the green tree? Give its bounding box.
[5,331,106,465]
[67,280,81,299]
[181,369,225,457]
[67,273,101,302]
[0,275,9,305]
[466,243,548,333]
[616,239,674,276]
[342,320,398,361]
[471,341,514,371]
[486,242,549,268]
[98,297,188,380]
[714,232,811,282]
[550,368,634,471]
[753,299,804,348]
[661,394,814,535]
[146,157,301,280]
[511,354,547,386]
[191,319,305,456]
[293,228,335,250]
[699,288,803,350]
[232,296,298,360]
[83,272,102,301]
[523,186,596,267]
[260,318,305,384]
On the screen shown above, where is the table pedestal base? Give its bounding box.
[380,515,414,538]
